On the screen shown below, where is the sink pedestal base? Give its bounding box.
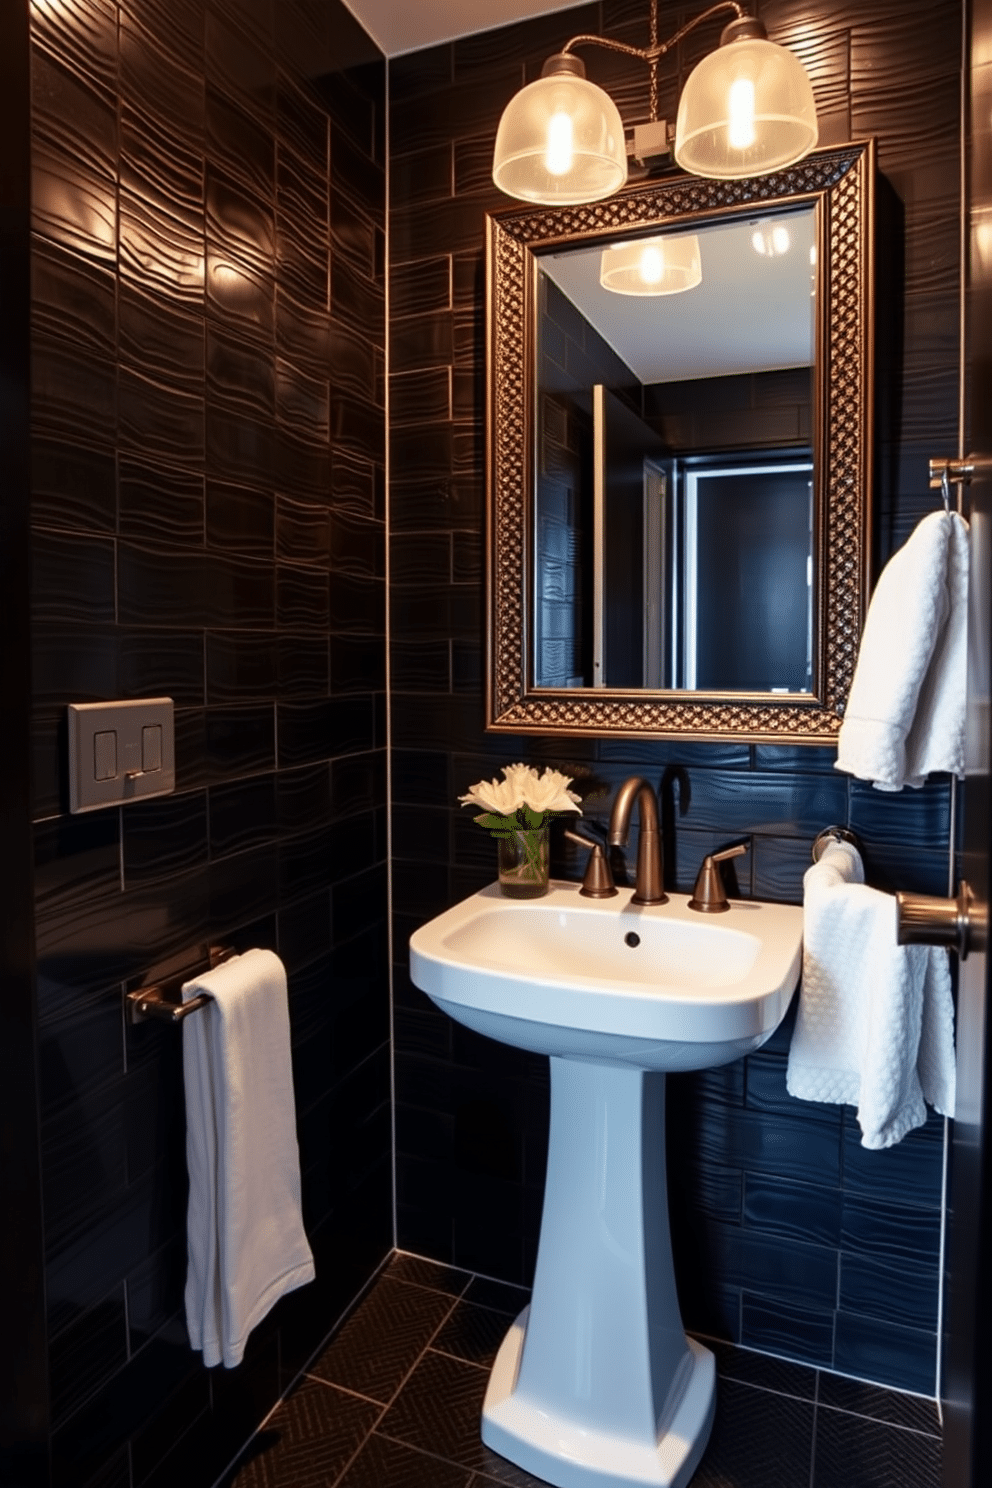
[482,1058,715,1488]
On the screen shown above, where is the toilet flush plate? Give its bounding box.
[68,698,175,813]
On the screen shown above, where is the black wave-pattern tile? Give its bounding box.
[389,0,958,1401]
[29,0,386,1483]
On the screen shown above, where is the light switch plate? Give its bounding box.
[68,698,175,814]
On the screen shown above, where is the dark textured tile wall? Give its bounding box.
[29,1,388,1484]
[389,0,960,1395]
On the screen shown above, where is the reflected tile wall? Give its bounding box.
[29,0,387,1483]
[389,0,960,1396]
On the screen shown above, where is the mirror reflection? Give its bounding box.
[534,204,818,694]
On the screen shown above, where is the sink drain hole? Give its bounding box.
[624,932,640,948]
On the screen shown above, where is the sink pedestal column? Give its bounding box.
[482,1057,715,1488]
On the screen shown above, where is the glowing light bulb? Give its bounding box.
[728,77,755,149]
[772,225,791,255]
[639,244,664,285]
[545,112,574,176]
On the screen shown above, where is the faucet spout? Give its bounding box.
[608,777,667,906]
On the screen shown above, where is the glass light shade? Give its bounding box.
[600,234,702,295]
[492,60,627,204]
[674,35,818,180]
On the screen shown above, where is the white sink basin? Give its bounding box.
[409,880,803,1070]
[409,879,804,1488]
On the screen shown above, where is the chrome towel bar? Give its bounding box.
[125,944,237,1025]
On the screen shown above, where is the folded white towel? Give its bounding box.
[786,842,956,1148]
[183,948,314,1368]
[835,509,969,790]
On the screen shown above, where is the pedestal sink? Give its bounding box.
[409,882,803,1488]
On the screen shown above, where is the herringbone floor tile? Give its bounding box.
[308,1276,457,1403]
[221,1377,378,1487]
[221,1254,944,1488]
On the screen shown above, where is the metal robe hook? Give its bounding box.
[941,466,950,513]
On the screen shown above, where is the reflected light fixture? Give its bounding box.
[492,0,818,205]
[751,220,792,256]
[600,233,702,295]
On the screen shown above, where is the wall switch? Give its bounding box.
[68,699,175,814]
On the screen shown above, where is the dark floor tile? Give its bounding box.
[813,1405,941,1488]
[308,1276,457,1404]
[219,1376,379,1487]
[336,1431,473,1488]
[376,1349,536,1485]
[431,1300,515,1370]
[816,1373,941,1435]
[385,1251,472,1297]
[691,1378,815,1487]
[468,1464,557,1488]
[703,1337,818,1400]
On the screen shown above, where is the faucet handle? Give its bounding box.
[565,829,618,899]
[688,842,749,913]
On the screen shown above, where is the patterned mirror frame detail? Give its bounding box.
[485,140,874,743]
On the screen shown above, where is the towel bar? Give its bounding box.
[896,883,987,960]
[125,944,237,1025]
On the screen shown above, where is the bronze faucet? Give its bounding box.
[608,777,667,905]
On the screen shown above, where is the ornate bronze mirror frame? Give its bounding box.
[485,140,874,743]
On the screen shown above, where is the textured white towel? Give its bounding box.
[835,509,969,790]
[183,949,314,1368]
[787,842,956,1148]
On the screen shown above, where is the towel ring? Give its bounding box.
[811,826,862,864]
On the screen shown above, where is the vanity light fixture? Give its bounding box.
[491,0,818,204]
[600,233,702,295]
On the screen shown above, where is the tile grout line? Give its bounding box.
[809,1369,819,1488]
[206,1248,395,1488]
[712,1371,941,1440]
[694,1330,942,1416]
[718,1375,819,1409]
[814,1401,944,1440]
[372,1427,482,1479]
[324,1264,475,1487]
[384,44,398,1261]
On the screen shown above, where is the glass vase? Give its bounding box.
[497,824,550,898]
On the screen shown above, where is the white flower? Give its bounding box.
[458,763,582,820]
[458,775,521,815]
[500,762,537,792]
[520,766,581,815]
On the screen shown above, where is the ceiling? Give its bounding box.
[340,0,581,57]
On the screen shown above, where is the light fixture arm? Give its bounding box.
[559,1,749,119]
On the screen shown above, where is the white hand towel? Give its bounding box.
[786,842,956,1148]
[183,948,314,1368]
[835,509,969,790]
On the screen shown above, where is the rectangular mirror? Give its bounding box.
[486,141,874,743]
